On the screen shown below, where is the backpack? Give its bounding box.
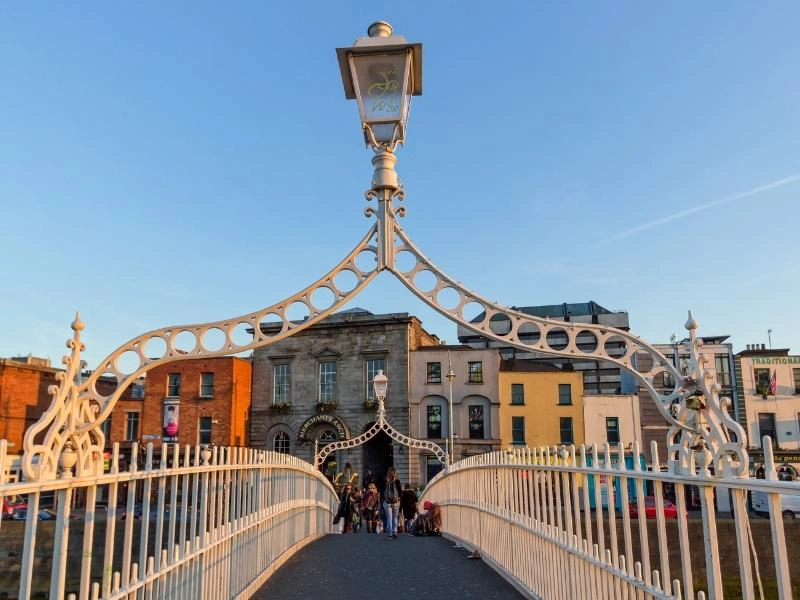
[385,480,399,504]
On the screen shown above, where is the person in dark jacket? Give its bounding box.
[383,467,403,539]
[400,484,418,534]
[333,484,353,533]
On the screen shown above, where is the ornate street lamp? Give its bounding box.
[337,22,422,271]
[372,369,388,409]
[336,21,422,150]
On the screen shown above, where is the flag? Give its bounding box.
[769,370,777,395]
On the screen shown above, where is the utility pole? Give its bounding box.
[447,351,456,464]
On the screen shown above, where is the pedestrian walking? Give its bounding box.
[400,484,417,535]
[361,482,380,533]
[383,467,403,540]
[333,483,354,533]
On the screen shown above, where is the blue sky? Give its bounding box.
[1,2,799,368]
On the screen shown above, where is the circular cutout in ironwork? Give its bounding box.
[355,250,378,273]
[115,350,141,375]
[634,350,656,374]
[546,328,569,351]
[576,330,598,353]
[286,301,311,323]
[604,335,628,359]
[395,250,417,274]
[258,312,284,338]
[172,330,196,354]
[143,336,167,360]
[518,322,541,345]
[202,327,226,352]
[462,301,486,324]
[413,269,437,293]
[231,322,254,347]
[334,269,359,293]
[94,372,118,395]
[310,286,335,311]
[437,287,461,311]
[489,313,512,336]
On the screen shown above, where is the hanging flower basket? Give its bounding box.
[317,401,337,413]
[270,402,291,413]
[362,399,378,410]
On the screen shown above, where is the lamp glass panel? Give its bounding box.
[352,52,409,127]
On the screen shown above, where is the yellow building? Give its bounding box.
[499,360,585,449]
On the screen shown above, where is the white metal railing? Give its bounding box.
[0,440,337,599]
[421,437,800,600]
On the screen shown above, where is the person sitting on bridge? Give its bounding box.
[412,500,441,536]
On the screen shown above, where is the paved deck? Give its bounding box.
[253,532,523,599]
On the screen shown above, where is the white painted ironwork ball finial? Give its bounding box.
[71,311,85,332]
[367,21,393,37]
[684,310,698,332]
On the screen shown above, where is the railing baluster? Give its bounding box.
[763,438,793,599]
[103,444,121,598]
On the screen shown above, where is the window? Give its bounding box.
[273,432,290,454]
[132,383,145,399]
[793,369,800,394]
[468,361,483,383]
[558,384,572,405]
[167,373,181,397]
[427,362,441,384]
[124,412,140,442]
[366,358,385,401]
[200,372,214,398]
[427,405,442,438]
[468,405,484,439]
[100,415,112,438]
[511,416,525,445]
[319,361,337,403]
[757,413,777,448]
[198,417,213,445]
[273,364,291,404]
[606,417,620,444]
[560,417,574,445]
[511,383,524,405]
[714,356,731,387]
[318,430,337,444]
[754,368,771,395]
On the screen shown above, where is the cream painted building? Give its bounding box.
[409,345,501,482]
[735,347,800,455]
[583,395,642,449]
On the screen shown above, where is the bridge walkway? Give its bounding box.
[253,532,523,599]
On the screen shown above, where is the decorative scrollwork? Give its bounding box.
[314,397,448,467]
[23,227,381,480]
[388,221,748,475]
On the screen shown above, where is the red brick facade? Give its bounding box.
[107,357,252,449]
[0,359,125,454]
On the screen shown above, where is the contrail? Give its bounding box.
[598,173,800,245]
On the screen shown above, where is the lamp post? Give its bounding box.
[373,369,388,419]
[337,22,422,271]
[446,351,456,463]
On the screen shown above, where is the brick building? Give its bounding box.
[106,357,252,455]
[0,356,134,480]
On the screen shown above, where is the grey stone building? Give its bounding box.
[250,308,437,488]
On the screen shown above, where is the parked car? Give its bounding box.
[120,504,144,520]
[2,497,27,520]
[752,490,800,520]
[11,508,75,521]
[629,496,683,519]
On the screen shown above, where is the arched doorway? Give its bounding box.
[318,429,340,481]
[361,424,393,484]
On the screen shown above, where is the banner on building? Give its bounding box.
[163,400,180,442]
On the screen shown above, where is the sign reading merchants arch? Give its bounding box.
[297,414,348,441]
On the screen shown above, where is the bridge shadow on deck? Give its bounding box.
[253,532,523,599]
